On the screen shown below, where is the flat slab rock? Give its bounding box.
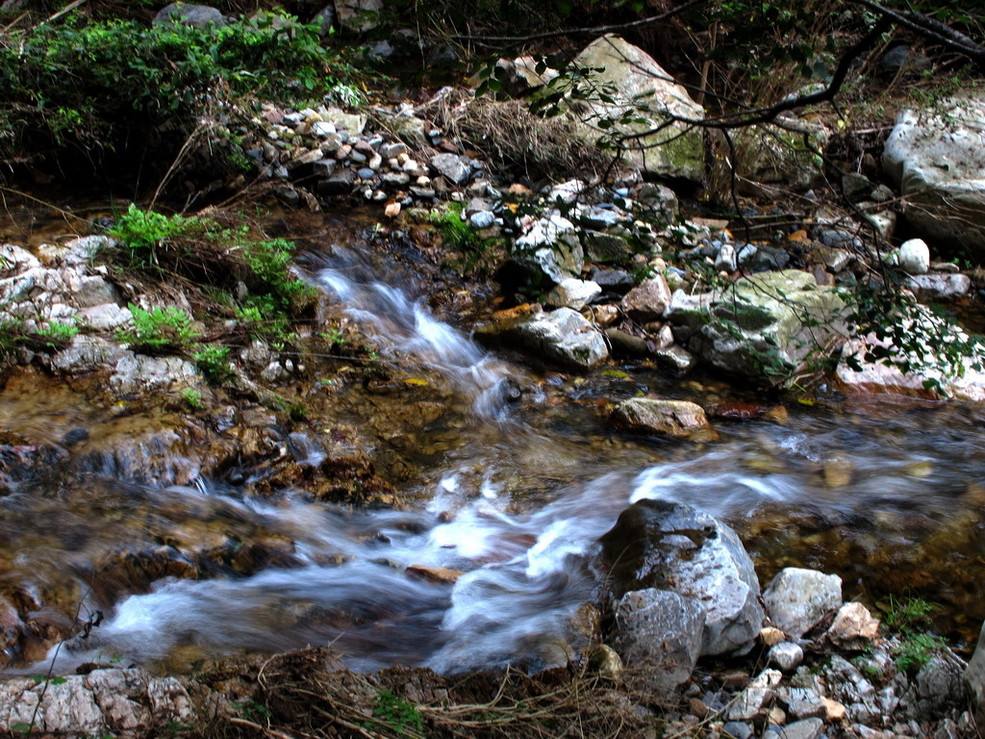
[610,397,715,440]
[0,668,194,735]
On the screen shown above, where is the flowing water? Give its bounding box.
[2,229,985,676]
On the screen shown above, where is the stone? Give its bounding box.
[79,303,132,331]
[569,35,705,181]
[610,589,704,694]
[620,275,672,321]
[430,153,470,185]
[763,567,842,639]
[581,231,633,264]
[336,0,383,32]
[153,2,224,26]
[668,270,849,384]
[761,626,786,646]
[905,273,972,299]
[111,354,198,394]
[511,308,608,370]
[653,345,696,376]
[722,721,754,739]
[898,238,930,274]
[1,243,40,274]
[965,620,985,728]
[729,670,782,721]
[406,564,462,584]
[769,641,804,671]
[836,304,985,402]
[599,500,765,656]
[469,210,495,229]
[512,215,584,284]
[908,653,965,718]
[610,398,714,440]
[586,644,624,680]
[546,278,602,310]
[823,697,847,721]
[781,687,826,719]
[50,336,128,374]
[827,602,880,647]
[715,243,737,272]
[882,97,985,256]
[777,718,824,739]
[842,173,873,202]
[729,115,830,191]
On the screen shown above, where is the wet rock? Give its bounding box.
[965,620,985,727]
[569,35,704,181]
[883,97,985,255]
[620,275,672,321]
[610,589,704,694]
[430,153,470,185]
[604,328,650,358]
[769,641,804,671]
[653,345,696,376]
[899,238,931,275]
[827,602,880,648]
[591,268,635,293]
[545,278,601,310]
[610,398,714,440]
[599,499,765,656]
[510,308,608,370]
[154,2,225,26]
[906,273,972,299]
[586,644,624,680]
[110,354,198,394]
[762,567,842,638]
[406,564,462,584]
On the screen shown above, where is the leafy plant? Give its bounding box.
[193,344,233,384]
[109,204,199,260]
[371,690,424,735]
[119,305,198,353]
[235,295,292,349]
[429,202,477,250]
[180,387,203,410]
[893,632,947,673]
[30,320,78,350]
[242,238,316,309]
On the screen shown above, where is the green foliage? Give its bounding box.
[193,344,233,384]
[883,596,936,631]
[242,238,317,309]
[32,320,78,349]
[0,12,362,162]
[180,387,203,410]
[109,204,200,264]
[371,690,424,735]
[893,632,947,673]
[429,202,477,250]
[119,305,198,353]
[235,295,292,349]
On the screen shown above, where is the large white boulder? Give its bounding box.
[569,35,705,182]
[882,96,985,255]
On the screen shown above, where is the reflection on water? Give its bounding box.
[1,238,984,676]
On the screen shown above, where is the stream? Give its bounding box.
[1,227,984,677]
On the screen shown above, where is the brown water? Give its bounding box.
[1,207,984,677]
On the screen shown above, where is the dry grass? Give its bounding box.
[439,95,614,183]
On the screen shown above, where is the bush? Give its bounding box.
[193,343,233,384]
[0,12,361,168]
[109,204,201,263]
[119,305,198,353]
[235,295,292,349]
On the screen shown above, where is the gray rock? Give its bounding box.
[599,499,764,656]
[965,620,985,728]
[469,210,496,229]
[776,718,824,739]
[842,172,873,202]
[729,669,782,721]
[781,687,826,719]
[50,336,128,374]
[769,641,805,671]
[513,215,584,284]
[512,308,608,370]
[581,231,633,264]
[430,153,470,185]
[110,354,198,394]
[1,243,41,275]
[763,567,842,638]
[79,303,132,331]
[722,721,754,739]
[715,243,737,272]
[654,345,696,376]
[610,589,704,694]
[336,0,383,32]
[153,2,225,26]
[883,97,985,255]
[545,278,601,310]
[610,398,714,439]
[906,652,965,718]
[591,268,635,293]
[568,35,705,181]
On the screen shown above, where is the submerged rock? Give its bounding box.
[599,499,764,657]
[610,397,714,440]
[762,567,842,638]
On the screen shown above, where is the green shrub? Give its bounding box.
[119,305,198,353]
[243,238,317,310]
[235,295,292,349]
[371,690,424,735]
[109,204,200,263]
[429,202,476,250]
[180,387,204,410]
[32,320,79,349]
[193,343,233,384]
[893,632,947,673]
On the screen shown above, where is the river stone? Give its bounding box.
[581,231,633,264]
[769,641,804,671]
[545,278,601,310]
[762,567,842,639]
[153,2,225,26]
[827,602,880,648]
[430,153,470,185]
[111,354,198,393]
[882,96,985,256]
[898,238,930,274]
[610,398,713,439]
[610,589,704,694]
[599,499,764,655]
[905,272,972,299]
[620,275,672,321]
[964,620,985,727]
[512,215,584,284]
[669,270,848,383]
[569,35,705,181]
[512,307,608,370]
[50,335,128,374]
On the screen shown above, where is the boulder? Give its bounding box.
[620,275,672,321]
[905,273,972,299]
[882,97,985,256]
[430,153,470,185]
[668,270,848,383]
[511,214,584,284]
[610,589,704,694]
[898,238,930,275]
[568,35,705,182]
[598,499,765,656]
[581,231,633,264]
[726,115,829,192]
[153,2,225,26]
[509,308,608,370]
[965,620,985,727]
[545,278,601,310]
[836,304,985,402]
[610,398,714,440]
[762,567,842,639]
